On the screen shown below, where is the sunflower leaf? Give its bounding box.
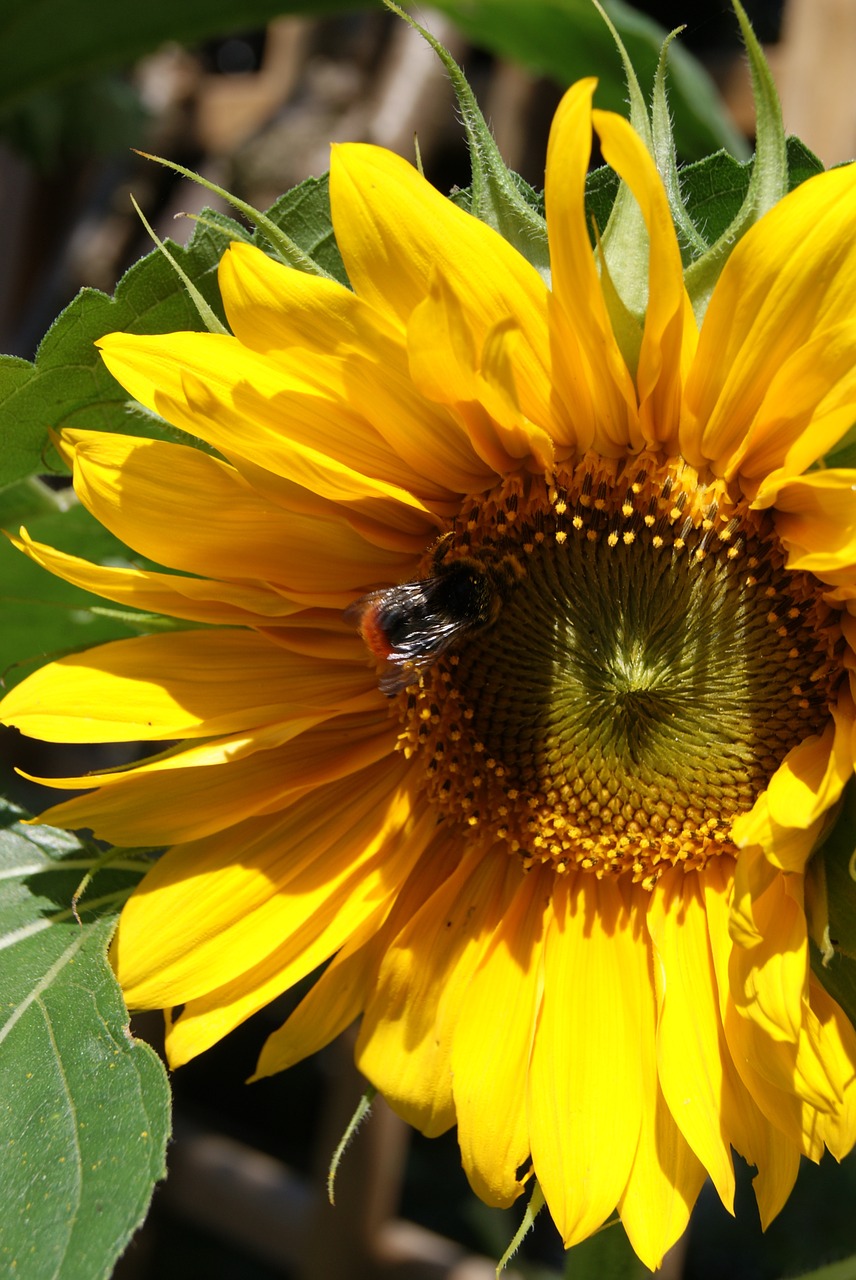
[824,428,856,472]
[0,174,341,491]
[561,1217,650,1278]
[0,500,145,691]
[655,133,824,272]
[0,800,168,1280]
[788,1254,856,1280]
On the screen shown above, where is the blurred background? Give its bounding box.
[2,1,856,1276]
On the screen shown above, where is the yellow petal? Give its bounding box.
[407,268,554,472]
[33,711,393,846]
[729,859,840,1117]
[808,978,856,1159]
[729,856,804,1041]
[0,629,375,742]
[356,845,522,1138]
[329,143,564,443]
[10,529,302,626]
[761,470,856,574]
[647,869,736,1210]
[733,700,854,869]
[593,107,691,454]
[544,82,638,454]
[528,873,644,1248]
[218,241,490,500]
[452,862,551,1207]
[252,829,463,1080]
[723,321,856,487]
[703,864,806,1205]
[619,1090,704,1271]
[732,793,832,882]
[688,865,802,1226]
[618,885,705,1268]
[251,907,387,1081]
[703,859,826,1160]
[751,1127,801,1228]
[97,333,440,539]
[767,700,854,837]
[60,428,418,598]
[115,756,422,1007]
[684,162,856,473]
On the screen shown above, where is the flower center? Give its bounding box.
[392,454,843,884]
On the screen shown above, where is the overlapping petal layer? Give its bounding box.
[3,71,856,1275]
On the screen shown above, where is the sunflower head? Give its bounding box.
[3,13,856,1272]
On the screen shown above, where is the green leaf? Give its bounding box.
[0,0,368,114]
[669,134,825,259]
[785,136,825,190]
[431,0,747,162]
[0,73,146,170]
[0,173,342,491]
[790,1256,856,1280]
[264,174,347,286]
[0,500,143,690]
[812,782,856,1026]
[0,478,73,528]
[0,802,168,1280]
[584,166,620,242]
[813,944,856,1034]
[824,426,856,472]
[562,1218,650,1278]
[819,782,856,964]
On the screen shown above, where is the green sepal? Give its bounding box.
[591,0,651,147]
[652,29,709,261]
[683,0,789,321]
[130,194,228,336]
[597,228,643,378]
[597,1,652,326]
[384,0,550,283]
[429,0,746,162]
[134,151,333,279]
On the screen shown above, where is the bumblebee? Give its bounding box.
[346,553,501,695]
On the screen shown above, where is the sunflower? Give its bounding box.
[4,76,856,1268]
